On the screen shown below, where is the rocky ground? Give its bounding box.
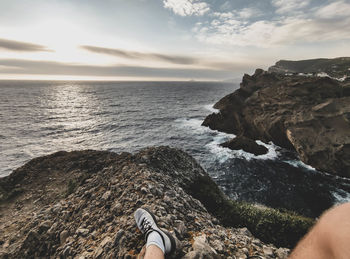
[0,147,290,258]
[203,69,350,177]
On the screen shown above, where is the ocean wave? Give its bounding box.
[283,159,317,172]
[203,104,219,114]
[174,118,214,134]
[332,189,350,204]
[175,115,279,163]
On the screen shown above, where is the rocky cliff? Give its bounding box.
[268,57,350,79]
[0,147,313,258]
[203,69,350,177]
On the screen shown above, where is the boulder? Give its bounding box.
[220,136,268,156]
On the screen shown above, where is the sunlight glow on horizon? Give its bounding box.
[0,0,349,80]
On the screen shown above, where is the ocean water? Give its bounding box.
[1,80,350,217]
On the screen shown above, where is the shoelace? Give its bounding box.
[140,218,152,233]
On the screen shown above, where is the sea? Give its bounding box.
[1,80,350,217]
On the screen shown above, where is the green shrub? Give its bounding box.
[188,175,314,248]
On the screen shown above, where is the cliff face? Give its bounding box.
[268,57,350,79]
[203,69,350,177]
[0,147,300,258]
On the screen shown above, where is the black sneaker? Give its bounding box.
[134,208,176,255]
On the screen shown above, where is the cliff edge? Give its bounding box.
[0,147,313,258]
[203,69,350,177]
[268,57,350,79]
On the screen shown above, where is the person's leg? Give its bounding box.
[144,245,164,259]
[289,202,350,258]
[134,208,176,259]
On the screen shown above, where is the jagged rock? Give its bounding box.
[220,135,268,155]
[0,147,291,258]
[203,69,350,177]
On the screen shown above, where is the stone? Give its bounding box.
[220,136,268,156]
[60,230,69,245]
[263,245,275,257]
[211,239,224,253]
[111,202,122,214]
[93,247,103,258]
[114,230,125,246]
[38,220,52,233]
[102,191,112,201]
[76,227,89,236]
[182,250,204,259]
[100,236,112,248]
[174,220,187,239]
[276,247,290,258]
[192,234,217,256]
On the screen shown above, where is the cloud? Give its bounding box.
[193,0,350,48]
[81,45,198,65]
[315,1,350,19]
[196,15,350,47]
[212,8,261,21]
[163,0,210,16]
[0,59,238,79]
[80,45,254,73]
[271,0,311,14]
[0,38,51,52]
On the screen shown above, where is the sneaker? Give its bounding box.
[134,208,176,255]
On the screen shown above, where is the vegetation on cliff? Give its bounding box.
[189,175,314,248]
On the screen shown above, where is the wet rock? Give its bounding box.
[221,135,268,156]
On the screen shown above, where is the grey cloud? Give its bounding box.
[81,45,254,73]
[0,38,52,52]
[81,45,198,65]
[0,59,238,79]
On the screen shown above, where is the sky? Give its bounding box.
[0,0,349,81]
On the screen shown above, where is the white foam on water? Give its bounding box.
[316,72,348,82]
[175,118,281,163]
[337,75,348,82]
[175,104,281,163]
[175,116,235,163]
[205,135,280,162]
[204,104,219,114]
[283,159,317,171]
[332,189,350,205]
[255,140,279,160]
[317,72,330,77]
